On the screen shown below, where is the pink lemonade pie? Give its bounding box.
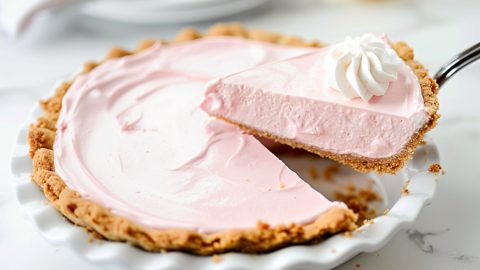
[27,24,437,255]
[202,34,439,173]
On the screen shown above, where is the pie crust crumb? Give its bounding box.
[212,254,223,263]
[428,163,443,175]
[309,167,319,180]
[324,164,340,181]
[401,180,411,196]
[335,184,382,225]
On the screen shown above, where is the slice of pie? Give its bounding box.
[202,34,439,174]
[28,24,357,255]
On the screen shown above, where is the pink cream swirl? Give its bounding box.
[54,37,342,233]
[326,34,403,101]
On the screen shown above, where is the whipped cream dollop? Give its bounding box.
[326,34,403,101]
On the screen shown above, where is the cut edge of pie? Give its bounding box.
[205,41,440,175]
[28,24,357,255]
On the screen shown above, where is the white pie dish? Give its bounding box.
[10,80,441,270]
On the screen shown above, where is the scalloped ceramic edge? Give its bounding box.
[10,80,441,270]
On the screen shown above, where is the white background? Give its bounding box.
[1,0,479,269]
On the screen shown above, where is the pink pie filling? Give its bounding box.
[54,37,347,233]
[202,48,428,159]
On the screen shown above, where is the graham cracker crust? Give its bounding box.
[214,41,440,174]
[28,23,358,255]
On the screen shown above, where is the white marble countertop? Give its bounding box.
[1,0,479,269]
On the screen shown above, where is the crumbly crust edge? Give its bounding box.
[27,23,358,255]
[214,40,440,174]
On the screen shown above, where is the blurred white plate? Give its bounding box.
[82,0,272,24]
[97,0,240,11]
[11,82,441,269]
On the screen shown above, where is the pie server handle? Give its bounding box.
[434,42,480,88]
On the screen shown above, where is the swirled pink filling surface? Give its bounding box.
[54,37,347,233]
